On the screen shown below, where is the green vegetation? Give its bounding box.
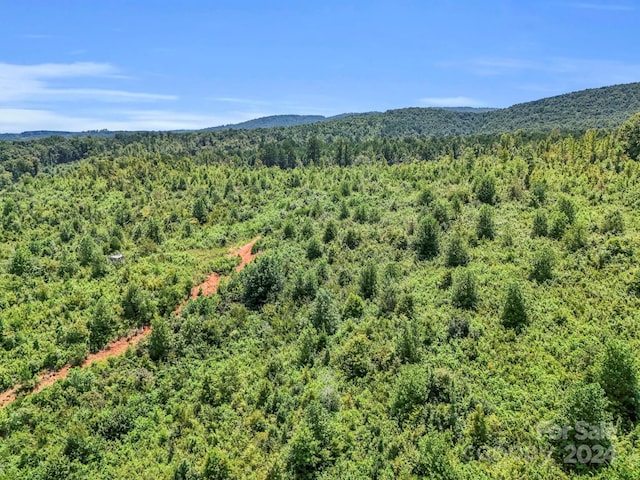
[0,105,639,479]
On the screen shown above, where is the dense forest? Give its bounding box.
[0,95,640,478]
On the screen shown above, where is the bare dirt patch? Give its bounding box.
[0,237,259,408]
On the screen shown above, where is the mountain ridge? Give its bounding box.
[1,82,640,140]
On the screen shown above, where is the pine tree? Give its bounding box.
[476,205,495,240]
[149,315,170,361]
[501,283,527,331]
[415,215,440,260]
[451,270,478,310]
[359,262,378,300]
[445,234,469,267]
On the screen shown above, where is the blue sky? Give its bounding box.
[0,0,638,132]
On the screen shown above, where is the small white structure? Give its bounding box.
[108,253,124,264]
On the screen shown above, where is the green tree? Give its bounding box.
[202,448,232,480]
[475,174,496,205]
[78,235,98,266]
[415,215,440,260]
[619,111,640,160]
[466,404,489,459]
[557,196,576,224]
[323,220,337,243]
[501,283,527,331]
[310,288,339,334]
[549,212,569,239]
[552,382,612,471]
[89,297,114,353]
[397,317,421,364]
[445,234,469,267]
[392,364,430,423]
[342,293,365,319]
[599,341,639,427]
[476,205,495,240]
[530,247,555,283]
[241,254,284,309]
[8,246,32,275]
[531,209,548,237]
[359,261,378,300]
[149,315,171,361]
[601,209,625,235]
[192,197,208,223]
[306,136,322,165]
[306,236,323,260]
[451,270,478,310]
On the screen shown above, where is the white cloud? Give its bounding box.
[420,96,487,108]
[0,62,174,103]
[568,3,634,11]
[0,108,262,132]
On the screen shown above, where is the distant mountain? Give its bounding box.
[2,82,640,141]
[0,130,118,141]
[204,114,329,131]
[280,82,640,140]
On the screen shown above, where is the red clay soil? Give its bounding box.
[0,237,259,409]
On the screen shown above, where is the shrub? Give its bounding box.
[415,215,440,260]
[451,270,478,310]
[501,283,527,331]
[476,205,495,240]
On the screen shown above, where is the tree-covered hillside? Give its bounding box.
[0,119,639,478]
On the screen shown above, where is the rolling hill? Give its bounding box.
[2,82,640,141]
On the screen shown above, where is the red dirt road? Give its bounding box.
[0,237,259,408]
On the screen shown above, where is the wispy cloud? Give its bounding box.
[211,97,272,106]
[0,108,260,133]
[18,34,53,39]
[442,56,640,84]
[567,2,634,11]
[0,62,174,104]
[420,96,487,108]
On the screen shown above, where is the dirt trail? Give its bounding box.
[0,237,259,409]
